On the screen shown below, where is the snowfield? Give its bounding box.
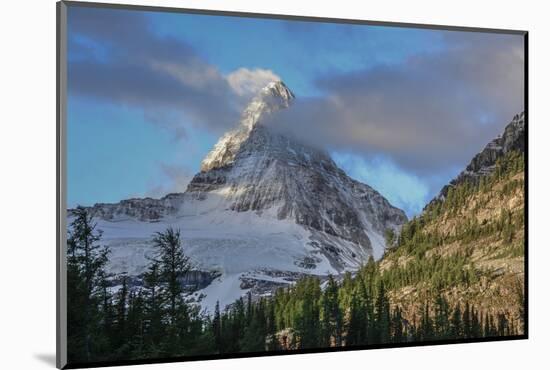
[92,201,367,312]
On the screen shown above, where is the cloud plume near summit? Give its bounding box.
[266,32,524,174]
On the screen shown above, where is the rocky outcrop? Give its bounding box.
[435,112,525,201]
[180,270,220,290]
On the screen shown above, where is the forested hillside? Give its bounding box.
[380,150,525,336]
[66,150,524,365]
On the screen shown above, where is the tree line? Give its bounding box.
[67,206,519,364]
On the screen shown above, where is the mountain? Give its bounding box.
[379,112,526,334]
[435,112,525,201]
[80,81,407,311]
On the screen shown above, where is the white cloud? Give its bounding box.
[268,33,524,174]
[332,152,430,217]
[150,60,223,90]
[145,164,193,198]
[226,68,281,97]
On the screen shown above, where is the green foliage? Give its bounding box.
[381,253,479,293]
[67,155,525,367]
[381,150,524,296]
[67,210,205,363]
[384,229,397,250]
[67,206,110,363]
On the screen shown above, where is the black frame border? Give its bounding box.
[56,1,529,369]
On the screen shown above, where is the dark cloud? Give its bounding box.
[67,7,242,135]
[268,32,524,173]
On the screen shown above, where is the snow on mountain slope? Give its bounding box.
[80,80,407,311]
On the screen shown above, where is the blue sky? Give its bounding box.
[66,6,524,217]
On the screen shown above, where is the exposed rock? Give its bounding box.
[181,270,220,290]
[435,112,525,202]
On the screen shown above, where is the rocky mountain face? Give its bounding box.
[380,111,526,334]
[80,81,407,310]
[86,194,181,222]
[436,112,525,200]
[186,81,407,261]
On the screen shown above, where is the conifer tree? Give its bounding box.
[462,302,471,338]
[142,261,164,355]
[321,276,342,347]
[450,304,463,338]
[391,307,404,343]
[151,227,192,354]
[434,295,450,339]
[375,279,391,343]
[346,291,366,345]
[67,206,110,362]
[471,307,482,338]
[212,301,222,352]
[419,302,434,340]
[113,274,129,352]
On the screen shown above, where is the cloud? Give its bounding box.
[268,32,524,174]
[227,68,281,98]
[332,152,431,217]
[144,164,193,198]
[68,8,524,211]
[67,7,279,137]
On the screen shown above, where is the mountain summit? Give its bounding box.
[82,81,407,310]
[201,80,294,171]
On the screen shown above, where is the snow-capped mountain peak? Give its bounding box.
[201,80,295,172]
[262,80,295,103]
[80,81,407,312]
[240,80,294,130]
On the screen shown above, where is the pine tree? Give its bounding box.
[98,276,114,353]
[191,318,216,355]
[384,228,396,251]
[264,299,278,351]
[320,276,342,347]
[67,206,110,362]
[483,312,497,337]
[419,302,434,340]
[497,313,509,336]
[212,301,222,352]
[375,279,391,343]
[471,307,482,338]
[450,304,463,338]
[292,277,321,349]
[113,274,129,354]
[346,291,366,345]
[142,261,164,356]
[434,295,450,339]
[391,307,404,343]
[462,302,471,338]
[125,289,146,357]
[240,302,267,352]
[151,227,192,354]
